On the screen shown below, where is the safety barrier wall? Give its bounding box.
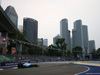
[0,60,65,66]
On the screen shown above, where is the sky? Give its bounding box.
[1,0,100,49]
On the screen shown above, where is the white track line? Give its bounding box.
[75,66,90,75]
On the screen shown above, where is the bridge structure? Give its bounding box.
[0,5,37,58]
[0,5,20,35]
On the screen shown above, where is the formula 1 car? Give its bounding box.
[18,62,39,68]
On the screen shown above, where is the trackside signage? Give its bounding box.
[0,62,18,66]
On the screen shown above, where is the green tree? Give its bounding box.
[72,46,83,60]
[28,46,42,56]
[56,38,67,50]
[28,47,34,55]
[46,45,55,56]
[97,48,100,55]
[55,38,67,59]
[55,49,62,56]
[66,50,72,60]
[46,44,62,57]
[91,50,98,55]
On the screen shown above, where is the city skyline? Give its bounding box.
[1,0,100,49]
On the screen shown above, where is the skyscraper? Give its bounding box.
[82,25,89,54]
[89,40,96,53]
[60,18,71,50]
[38,38,43,46]
[23,18,38,44]
[72,20,84,49]
[43,39,48,46]
[5,5,18,28]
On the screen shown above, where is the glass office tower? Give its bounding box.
[82,25,89,54]
[72,20,84,49]
[60,18,71,50]
[5,5,18,28]
[23,18,38,44]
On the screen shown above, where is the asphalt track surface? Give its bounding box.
[0,62,88,75]
[78,65,100,75]
[74,62,100,75]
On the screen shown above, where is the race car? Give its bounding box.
[18,62,39,68]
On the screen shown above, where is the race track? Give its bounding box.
[74,61,100,75]
[0,62,88,75]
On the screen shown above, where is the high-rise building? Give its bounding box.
[68,30,71,49]
[5,5,18,28]
[82,25,89,54]
[23,18,38,43]
[53,34,61,46]
[72,20,84,49]
[43,39,48,46]
[60,18,71,50]
[89,40,96,53]
[38,38,43,46]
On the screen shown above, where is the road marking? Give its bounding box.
[73,62,100,66]
[86,73,100,74]
[74,62,100,75]
[75,66,90,75]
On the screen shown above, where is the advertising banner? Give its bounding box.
[0,37,7,45]
[2,47,8,54]
[11,47,16,54]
